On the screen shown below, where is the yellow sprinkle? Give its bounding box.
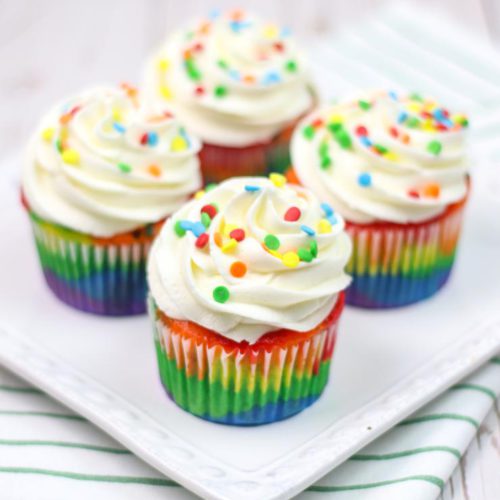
[223,223,237,237]
[317,218,332,234]
[269,172,286,188]
[160,85,173,100]
[423,121,436,132]
[267,249,282,259]
[60,128,69,141]
[157,58,171,71]
[329,113,344,124]
[171,135,187,152]
[41,127,54,142]
[221,239,237,253]
[263,24,279,39]
[407,102,422,113]
[282,252,300,268]
[384,151,399,161]
[61,149,80,165]
[194,190,205,200]
[112,106,122,122]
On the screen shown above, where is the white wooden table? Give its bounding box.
[0,1,498,498]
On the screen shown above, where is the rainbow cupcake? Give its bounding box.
[142,9,315,183]
[22,85,202,315]
[290,90,470,308]
[147,176,351,425]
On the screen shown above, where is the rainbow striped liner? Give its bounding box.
[345,196,467,308]
[27,210,162,316]
[149,294,344,425]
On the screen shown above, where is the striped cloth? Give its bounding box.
[2,4,500,499]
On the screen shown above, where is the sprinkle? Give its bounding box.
[327,214,337,225]
[205,183,217,192]
[358,172,372,187]
[389,126,399,138]
[174,221,187,237]
[303,125,315,140]
[374,144,388,154]
[321,202,334,217]
[355,125,368,136]
[285,60,297,72]
[427,140,442,156]
[171,136,188,152]
[157,58,170,71]
[423,183,440,198]
[269,172,286,187]
[389,90,398,101]
[310,240,318,258]
[297,248,313,262]
[284,206,301,222]
[194,190,205,200]
[358,100,371,111]
[160,86,173,100]
[148,132,159,146]
[213,286,230,304]
[201,204,217,219]
[214,233,223,247]
[333,128,352,149]
[185,58,202,81]
[147,164,161,177]
[113,122,126,134]
[55,139,63,153]
[245,185,260,192]
[262,71,281,85]
[263,24,279,39]
[398,111,408,124]
[359,135,372,147]
[117,162,132,173]
[201,212,211,228]
[195,86,205,96]
[195,233,209,248]
[320,156,332,169]
[191,221,205,237]
[61,149,80,165]
[406,116,420,128]
[221,238,238,253]
[140,133,148,145]
[282,252,300,268]
[229,228,245,242]
[230,261,247,278]
[408,189,420,199]
[41,128,54,142]
[300,225,316,237]
[223,223,238,237]
[214,85,228,98]
[264,234,280,251]
[317,219,332,233]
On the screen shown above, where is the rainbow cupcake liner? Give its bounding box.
[28,211,161,316]
[345,199,467,308]
[149,295,343,426]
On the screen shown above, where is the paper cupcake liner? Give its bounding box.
[345,197,467,308]
[27,210,163,316]
[149,293,345,426]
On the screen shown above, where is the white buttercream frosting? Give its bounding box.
[292,90,469,224]
[23,85,202,237]
[142,9,315,147]
[148,176,352,343]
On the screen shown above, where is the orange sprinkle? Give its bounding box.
[423,183,440,198]
[401,134,410,145]
[230,9,244,21]
[147,164,161,177]
[214,233,223,247]
[230,261,247,278]
[243,75,256,84]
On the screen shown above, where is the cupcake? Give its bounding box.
[290,90,470,308]
[22,84,202,316]
[142,9,315,183]
[147,175,351,425]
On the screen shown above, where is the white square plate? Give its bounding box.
[0,163,499,500]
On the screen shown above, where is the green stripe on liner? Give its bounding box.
[399,413,479,429]
[0,411,85,421]
[0,440,130,455]
[307,474,444,492]
[0,467,178,487]
[351,446,460,461]
[450,383,497,401]
[0,386,43,395]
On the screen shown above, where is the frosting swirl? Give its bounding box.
[23,85,202,237]
[148,176,352,343]
[292,90,469,224]
[142,9,315,147]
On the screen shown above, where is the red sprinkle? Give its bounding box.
[389,126,399,138]
[421,111,433,119]
[284,206,301,222]
[140,133,148,145]
[273,42,284,52]
[193,42,204,52]
[436,123,448,131]
[195,86,205,96]
[312,118,324,128]
[408,189,420,199]
[442,109,450,118]
[356,125,368,136]
[195,233,209,248]
[229,228,245,242]
[201,204,217,219]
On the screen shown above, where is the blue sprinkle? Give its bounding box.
[262,71,281,85]
[113,122,126,134]
[191,222,205,237]
[208,8,221,20]
[147,131,159,146]
[358,172,372,188]
[245,185,261,192]
[320,202,334,217]
[442,118,453,128]
[229,20,251,33]
[388,90,398,101]
[301,224,316,237]
[433,109,444,120]
[397,111,408,124]
[327,214,337,225]
[281,26,292,37]
[228,69,241,81]
[359,135,372,147]
[179,220,193,231]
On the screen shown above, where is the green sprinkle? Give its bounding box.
[327,122,342,133]
[214,85,228,98]
[427,140,442,156]
[374,144,388,154]
[409,92,423,102]
[358,100,371,111]
[117,162,132,173]
[406,116,420,128]
[297,248,313,262]
[201,212,211,228]
[205,183,217,192]
[303,125,315,140]
[319,141,329,157]
[174,220,186,237]
[185,59,202,81]
[334,128,352,149]
[320,156,332,169]
[217,59,228,69]
[56,139,63,153]
[264,234,280,251]
[310,240,318,258]
[213,286,230,303]
[285,60,297,72]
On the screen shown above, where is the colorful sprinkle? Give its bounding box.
[427,140,442,156]
[191,221,205,237]
[230,261,247,278]
[245,185,261,192]
[140,133,148,146]
[194,190,205,200]
[321,202,334,217]
[205,183,218,192]
[284,206,301,222]
[195,233,209,248]
[269,172,286,187]
[285,60,297,72]
[423,183,441,198]
[358,100,371,111]
[61,149,80,165]
[297,248,313,262]
[303,124,315,140]
[201,212,211,228]
[282,252,300,268]
[148,132,159,146]
[171,135,188,152]
[301,225,316,237]
[317,219,332,234]
[264,234,280,250]
[213,286,230,303]
[174,220,187,237]
[113,122,126,134]
[355,125,368,136]
[408,189,420,199]
[117,162,132,173]
[221,238,238,253]
[201,204,217,219]
[358,172,372,187]
[147,164,161,177]
[41,127,55,142]
[229,228,245,242]
[310,240,318,258]
[214,85,228,98]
